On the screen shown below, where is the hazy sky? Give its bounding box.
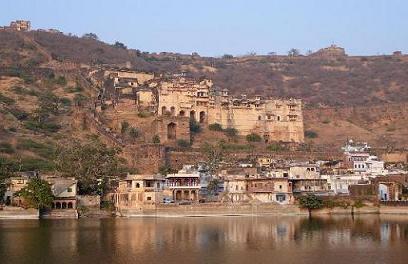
[1,0,407,56]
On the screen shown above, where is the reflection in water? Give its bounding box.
[1,215,408,264]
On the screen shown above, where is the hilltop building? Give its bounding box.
[311,45,346,57]
[157,76,304,143]
[9,20,31,31]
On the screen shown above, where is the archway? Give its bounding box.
[179,110,185,117]
[199,111,206,123]
[167,122,176,140]
[68,202,73,209]
[170,106,176,116]
[190,110,196,121]
[161,106,167,115]
[176,190,182,201]
[56,202,61,209]
[62,202,67,209]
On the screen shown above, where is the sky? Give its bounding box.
[1,0,407,56]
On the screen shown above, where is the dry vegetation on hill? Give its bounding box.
[0,29,407,173]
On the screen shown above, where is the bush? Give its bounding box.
[208,123,223,131]
[224,127,238,138]
[304,130,318,138]
[177,139,190,148]
[17,139,55,159]
[189,119,200,133]
[8,108,28,120]
[0,93,15,105]
[60,98,72,107]
[24,120,61,133]
[246,133,262,142]
[266,143,287,152]
[120,121,129,134]
[128,127,139,138]
[55,76,67,86]
[0,143,15,154]
[152,135,160,144]
[12,86,38,97]
[137,111,151,118]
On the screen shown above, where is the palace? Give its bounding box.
[157,76,304,143]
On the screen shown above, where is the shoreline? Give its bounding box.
[3,205,408,219]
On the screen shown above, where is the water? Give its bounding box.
[1,215,408,264]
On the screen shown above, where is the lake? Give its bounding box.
[1,215,408,264]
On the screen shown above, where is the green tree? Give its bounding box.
[224,127,238,139]
[288,48,301,57]
[18,178,54,210]
[82,33,99,40]
[121,121,130,134]
[246,133,262,142]
[201,142,223,176]
[299,194,323,217]
[208,123,223,131]
[152,135,161,144]
[55,139,124,195]
[207,179,220,195]
[189,119,200,133]
[113,41,127,49]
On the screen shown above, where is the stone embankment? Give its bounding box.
[116,203,408,218]
[0,207,39,219]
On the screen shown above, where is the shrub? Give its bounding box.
[189,119,200,133]
[224,127,238,138]
[0,143,15,154]
[8,108,28,120]
[304,130,318,138]
[24,120,61,133]
[322,119,331,124]
[17,139,55,159]
[177,139,190,149]
[60,98,72,107]
[266,143,287,152]
[55,76,67,86]
[152,135,160,144]
[128,127,139,138]
[8,127,17,132]
[246,133,262,142]
[120,121,129,134]
[137,111,151,118]
[354,199,365,208]
[208,123,223,131]
[0,93,15,105]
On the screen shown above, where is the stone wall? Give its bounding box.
[166,151,203,170]
[152,116,190,144]
[77,195,101,208]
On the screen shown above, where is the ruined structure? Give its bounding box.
[311,44,346,57]
[9,20,31,31]
[157,76,304,143]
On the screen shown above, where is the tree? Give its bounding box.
[121,121,130,134]
[246,133,262,142]
[18,178,54,210]
[129,127,140,139]
[82,33,99,40]
[299,194,323,217]
[288,48,301,57]
[189,119,200,133]
[207,179,220,196]
[201,142,223,176]
[152,135,160,144]
[55,139,124,195]
[113,41,127,49]
[208,123,223,131]
[224,127,238,139]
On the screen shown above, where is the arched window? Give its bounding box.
[179,110,185,117]
[170,106,176,116]
[190,110,196,121]
[277,116,281,121]
[136,183,140,188]
[161,106,167,115]
[258,116,262,121]
[199,111,206,123]
[167,122,177,140]
[68,202,73,209]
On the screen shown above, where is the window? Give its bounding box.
[258,116,261,121]
[67,187,72,193]
[147,197,152,201]
[136,183,140,188]
[279,185,282,190]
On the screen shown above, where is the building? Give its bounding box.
[322,174,367,195]
[166,166,200,202]
[3,172,38,206]
[43,176,78,210]
[290,179,331,195]
[157,76,304,143]
[311,45,346,57]
[289,163,320,179]
[9,20,31,31]
[223,176,293,204]
[113,174,166,209]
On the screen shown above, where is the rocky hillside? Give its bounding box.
[1,29,408,173]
